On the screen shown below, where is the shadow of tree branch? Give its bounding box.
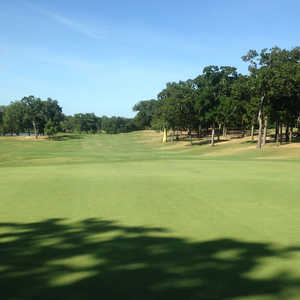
[0,218,299,300]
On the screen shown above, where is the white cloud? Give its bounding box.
[24,1,105,40]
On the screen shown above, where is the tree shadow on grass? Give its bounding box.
[191,138,229,146]
[243,138,300,146]
[0,218,300,300]
[242,140,257,145]
[52,135,84,141]
[243,138,275,145]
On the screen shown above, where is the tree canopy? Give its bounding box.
[132,46,300,147]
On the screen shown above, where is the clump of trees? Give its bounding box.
[0,96,64,139]
[101,116,138,134]
[0,96,141,137]
[60,114,139,134]
[60,113,102,134]
[133,46,300,148]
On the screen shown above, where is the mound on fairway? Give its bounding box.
[1,131,300,300]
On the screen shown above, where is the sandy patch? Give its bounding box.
[201,145,256,157]
[136,130,163,145]
[0,136,48,141]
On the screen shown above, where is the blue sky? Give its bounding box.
[0,0,299,117]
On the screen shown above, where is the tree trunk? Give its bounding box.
[217,123,221,141]
[162,128,167,143]
[211,124,215,146]
[222,125,226,137]
[279,123,283,145]
[262,117,268,146]
[198,124,201,138]
[289,127,293,143]
[257,113,263,149]
[241,127,246,138]
[275,121,279,143]
[32,120,38,140]
[190,129,193,145]
[285,125,289,143]
[257,96,264,149]
[251,124,254,141]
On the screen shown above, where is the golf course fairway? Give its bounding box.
[1,132,300,300]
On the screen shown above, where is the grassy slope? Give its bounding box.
[1,132,300,300]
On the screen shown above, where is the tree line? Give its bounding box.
[1,46,299,145]
[61,114,139,134]
[133,46,300,148]
[0,96,141,138]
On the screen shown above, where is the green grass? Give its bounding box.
[1,132,300,300]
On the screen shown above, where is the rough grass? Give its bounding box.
[1,131,300,300]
